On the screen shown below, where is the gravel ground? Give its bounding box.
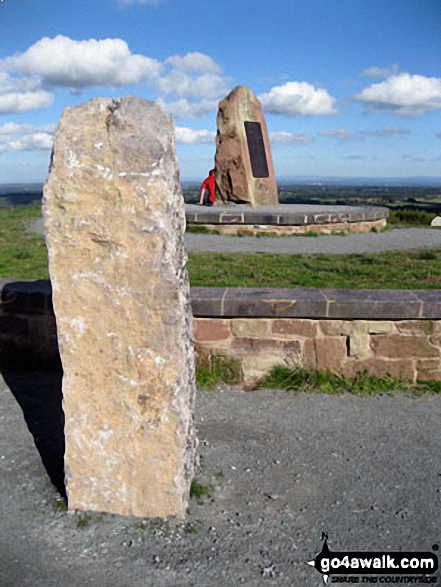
[29,217,441,255]
[1,372,440,586]
[184,228,441,255]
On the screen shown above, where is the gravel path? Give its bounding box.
[29,217,441,255]
[1,372,440,586]
[185,228,441,255]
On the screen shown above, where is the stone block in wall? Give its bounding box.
[231,337,301,354]
[371,335,439,359]
[231,319,270,338]
[348,321,369,359]
[395,321,435,335]
[302,339,317,370]
[343,359,415,382]
[272,319,318,338]
[193,318,231,342]
[315,337,347,372]
[319,321,351,336]
[366,321,394,334]
[416,358,441,381]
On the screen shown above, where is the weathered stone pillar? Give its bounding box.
[215,85,278,207]
[43,97,198,518]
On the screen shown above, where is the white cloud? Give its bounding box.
[1,36,162,88]
[157,70,229,99]
[165,52,222,75]
[353,73,441,116]
[0,71,54,114]
[318,129,355,141]
[259,82,338,116]
[158,98,218,119]
[361,63,400,79]
[175,126,215,144]
[0,122,54,153]
[269,131,312,145]
[0,90,54,114]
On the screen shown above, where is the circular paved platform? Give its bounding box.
[186,203,389,235]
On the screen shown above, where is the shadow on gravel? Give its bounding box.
[2,369,66,499]
[0,280,66,498]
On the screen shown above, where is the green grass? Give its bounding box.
[1,204,441,290]
[195,355,242,389]
[257,365,441,395]
[188,249,441,289]
[190,478,211,501]
[0,203,49,280]
[389,209,437,227]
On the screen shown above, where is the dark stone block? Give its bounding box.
[185,211,199,223]
[189,211,221,224]
[277,214,308,225]
[242,213,277,225]
[222,287,327,318]
[190,287,226,317]
[313,214,332,224]
[220,213,245,224]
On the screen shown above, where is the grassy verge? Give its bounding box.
[257,365,441,395]
[195,355,242,389]
[1,204,441,289]
[0,204,49,280]
[188,249,441,289]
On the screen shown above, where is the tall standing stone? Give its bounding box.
[43,97,198,518]
[215,86,278,207]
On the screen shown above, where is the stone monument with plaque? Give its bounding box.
[215,86,278,207]
[43,97,198,518]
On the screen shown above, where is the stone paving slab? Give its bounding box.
[186,203,389,226]
[1,280,440,320]
[190,287,441,319]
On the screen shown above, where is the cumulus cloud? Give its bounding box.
[0,91,54,114]
[165,52,222,75]
[353,73,441,116]
[0,122,54,153]
[174,126,215,144]
[157,70,229,99]
[158,98,219,119]
[259,82,338,116]
[1,36,162,88]
[269,131,312,145]
[318,129,355,141]
[361,63,400,79]
[0,71,54,114]
[0,38,228,115]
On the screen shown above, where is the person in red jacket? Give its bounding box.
[199,169,216,206]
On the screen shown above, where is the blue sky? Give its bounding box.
[0,0,440,182]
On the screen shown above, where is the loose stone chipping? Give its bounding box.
[43,97,198,518]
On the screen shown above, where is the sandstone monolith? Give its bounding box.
[215,86,278,207]
[43,97,198,518]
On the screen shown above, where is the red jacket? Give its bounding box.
[201,174,216,203]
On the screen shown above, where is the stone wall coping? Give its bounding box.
[1,279,440,320]
[185,204,389,226]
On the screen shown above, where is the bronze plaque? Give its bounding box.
[244,121,269,178]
